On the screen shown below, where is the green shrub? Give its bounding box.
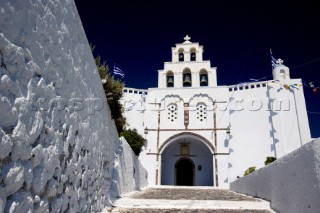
[120,129,145,156]
[244,166,256,176]
[264,156,277,165]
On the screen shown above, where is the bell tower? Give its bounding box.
[158,35,217,88]
[272,58,290,81]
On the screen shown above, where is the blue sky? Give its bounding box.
[75,0,319,138]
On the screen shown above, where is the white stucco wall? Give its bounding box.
[228,80,311,182]
[110,137,148,200]
[121,88,147,136]
[230,138,320,213]
[0,1,147,212]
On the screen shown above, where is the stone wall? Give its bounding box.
[230,138,320,213]
[0,0,146,212]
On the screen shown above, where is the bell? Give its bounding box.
[200,75,207,84]
[191,52,196,61]
[183,74,191,84]
[167,76,173,84]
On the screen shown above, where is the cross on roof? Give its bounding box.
[184,35,191,42]
[276,58,284,65]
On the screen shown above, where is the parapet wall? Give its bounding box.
[230,138,320,213]
[110,137,148,200]
[0,1,146,212]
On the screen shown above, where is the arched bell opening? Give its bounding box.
[178,48,184,62]
[190,47,196,61]
[183,68,192,87]
[166,71,174,87]
[199,69,208,86]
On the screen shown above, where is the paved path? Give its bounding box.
[102,186,275,213]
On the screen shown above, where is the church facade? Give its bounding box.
[121,36,311,188]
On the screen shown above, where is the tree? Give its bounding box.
[120,129,145,156]
[91,45,126,134]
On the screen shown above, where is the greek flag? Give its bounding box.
[270,49,277,69]
[113,64,125,77]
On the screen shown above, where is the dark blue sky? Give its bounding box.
[75,0,319,138]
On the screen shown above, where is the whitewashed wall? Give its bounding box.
[121,88,147,136]
[0,1,147,212]
[110,137,148,200]
[228,80,311,182]
[230,138,320,213]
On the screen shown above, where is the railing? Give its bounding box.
[123,87,148,95]
[228,81,269,92]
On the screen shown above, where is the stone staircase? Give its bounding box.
[103,186,275,212]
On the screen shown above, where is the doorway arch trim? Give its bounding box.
[159,132,215,155]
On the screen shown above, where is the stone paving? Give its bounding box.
[105,186,275,213]
[128,187,259,201]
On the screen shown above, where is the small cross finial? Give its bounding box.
[276,58,284,65]
[184,35,191,42]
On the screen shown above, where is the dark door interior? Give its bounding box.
[176,158,194,186]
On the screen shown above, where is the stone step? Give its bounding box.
[111,208,273,213]
[102,186,275,213]
[110,198,273,212]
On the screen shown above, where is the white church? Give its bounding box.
[121,36,311,188]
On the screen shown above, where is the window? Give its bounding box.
[167,104,178,122]
[196,103,207,123]
[280,69,286,79]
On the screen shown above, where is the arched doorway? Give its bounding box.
[175,158,195,186]
[160,132,214,186]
